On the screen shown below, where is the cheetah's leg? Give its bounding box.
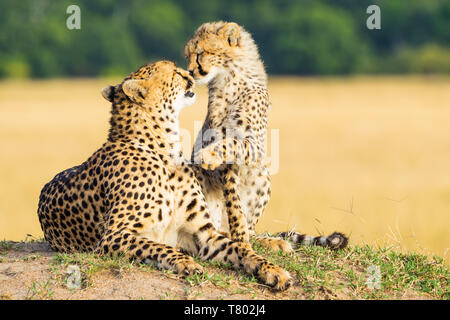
[181,219,292,291]
[222,167,296,253]
[222,166,250,243]
[95,227,203,276]
[232,170,295,253]
[198,227,292,290]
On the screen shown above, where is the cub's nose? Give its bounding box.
[189,70,194,77]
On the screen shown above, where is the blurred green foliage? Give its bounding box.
[0,0,448,78]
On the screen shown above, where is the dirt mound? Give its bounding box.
[0,241,444,300]
[0,242,300,300]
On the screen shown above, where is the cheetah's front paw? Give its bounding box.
[174,259,204,277]
[259,264,293,291]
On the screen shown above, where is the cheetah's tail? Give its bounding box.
[275,231,349,250]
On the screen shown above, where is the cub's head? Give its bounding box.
[185,21,256,85]
[101,60,196,114]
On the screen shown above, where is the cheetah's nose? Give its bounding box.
[189,70,194,77]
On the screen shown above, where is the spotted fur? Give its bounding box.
[37,61,292,290]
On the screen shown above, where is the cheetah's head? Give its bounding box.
[185,21,254,85]
[101,60,196,114]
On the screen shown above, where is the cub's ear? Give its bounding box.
[122,79,147,102]
[101,85,115,102]
[219,22,241,47]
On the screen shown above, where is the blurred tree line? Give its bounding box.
[0,0,449,78]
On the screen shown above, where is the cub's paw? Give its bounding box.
[254,237,294,253]
[200,147,223,170]
[194,144,224,170]
[174,258,204,277]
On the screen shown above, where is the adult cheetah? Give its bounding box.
[184,21,348,251]
[37,61,292,290]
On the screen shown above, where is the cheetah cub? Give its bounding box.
[37,61,293,290]
[185,21,348,251]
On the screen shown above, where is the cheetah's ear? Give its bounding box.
[101,86,115,102]
[219,22,240,47]
[122,79,147,103]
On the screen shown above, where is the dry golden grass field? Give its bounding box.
[0,76,449,264]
